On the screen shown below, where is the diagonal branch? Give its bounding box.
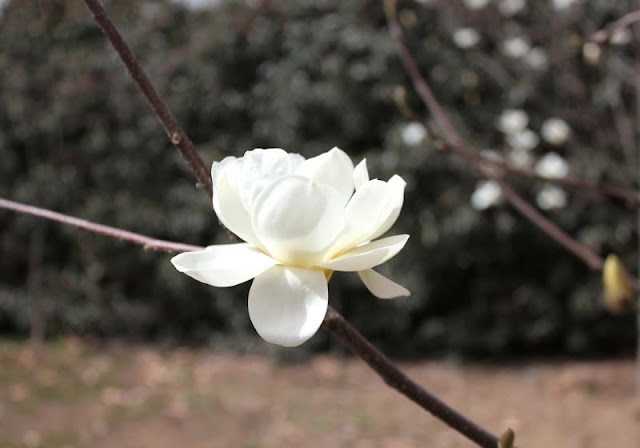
[385,0,612,273]
[1,194,500,447]
[81,0,212,198]
[466,147,639,207]
[0,197,201,253]
[323,307,499,448]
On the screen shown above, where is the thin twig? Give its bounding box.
[322,308,499,448]
[81,0,213,198]
[591,10,640,44]
[482,154,639,207]
[448,129,638,206]
[385,0,611,272]
[0,198,202,253]
[491,176,604,269]
[77,3,501,446]
[397,86,639,206]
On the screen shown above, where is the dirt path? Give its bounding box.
[1,340,639,447]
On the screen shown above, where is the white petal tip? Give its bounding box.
[171,245,277,288]
[358,269,411,299]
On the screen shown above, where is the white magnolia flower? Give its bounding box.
[502,36,531,58]
[464,0,491,9]
[401,122,427,145]
[551,0,580,10]
[536,185,567,210]
[497,109,529,134]
[172,148,409,347]
[453,28,481,49]
[471,180,503,210]
[480,149,503,162]
[583,42,601,65]
[506,129,539,151]
[508,148,534,168]
[541,118,571,145]
[525,47,549,70]
[535,152,569,179]
[610,28,632,46]
[498,0,525,17]
[171,0,222,10]
[479,149,504,176]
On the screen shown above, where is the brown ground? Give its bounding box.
[1,339,639,447]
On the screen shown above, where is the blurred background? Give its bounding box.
[0,0,639,446]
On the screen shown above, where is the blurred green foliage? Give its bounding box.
[0,0,637,357]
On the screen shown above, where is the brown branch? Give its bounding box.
[396,86,639,206]
[0,198,202,253]
[491,177,604,269]
[460,138,638,206]
[322,308,499,448]
[1,194,500,447]
[81,0,213,198]
[76,3,502,446]
[386,0,611,272]
[385,1,461,146]
[591,10,640,44]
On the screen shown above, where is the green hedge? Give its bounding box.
[0,0,636,357]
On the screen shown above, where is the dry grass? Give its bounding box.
[1,339,639,447]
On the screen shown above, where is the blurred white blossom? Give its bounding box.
[502,36,531,58]
[583,42,601,64]
[498,0,526,17]
[171,0,222,10]
[508,148,535,168]
[401,122,427,145]
[498,0,525,16]
[464,0,491,10]
[551,0,580,10]
[525,47,549,70]
[480,149,504,176]
[541,118,571,145]
[535,152,569,179]
[536,185,567,210]
[471,181,503,210]
[480,149,503,162]
[453,28,481,49]
[497,109,529,134]
[610,28,632,46]
[506,129,539,151]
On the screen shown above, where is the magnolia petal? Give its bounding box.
[296,147,354,206]
[358,269,410,299]
[325,176,406,258]
[239,148,302,210]
[212,158,260,245]
[252,176,345,266]
[353,158,370,190]
[248,266,328,347]
[345,179,400,243]
[369,175,406,240]
[171,244,277,287]
[320,235,409,272]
